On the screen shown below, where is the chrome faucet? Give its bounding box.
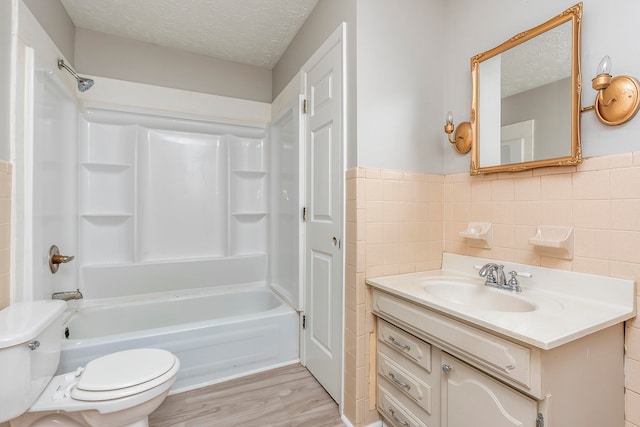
[478,263,505,285]
[478,263,523,292]
[52,289,83,301]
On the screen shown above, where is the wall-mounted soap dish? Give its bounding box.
[459,222,493,249]
[528,225,574,260]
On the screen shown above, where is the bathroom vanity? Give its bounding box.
[367,254,636,427]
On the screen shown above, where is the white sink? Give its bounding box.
[421,278,537,312]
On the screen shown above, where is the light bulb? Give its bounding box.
[597,55,611,75]
[446,111,454,125]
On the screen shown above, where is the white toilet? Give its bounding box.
[0,300,180,427]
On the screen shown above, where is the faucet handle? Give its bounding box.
[507,271,525,292]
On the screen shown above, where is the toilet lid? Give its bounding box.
[75,348,176,393]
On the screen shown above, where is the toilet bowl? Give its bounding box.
[0,300,180,427]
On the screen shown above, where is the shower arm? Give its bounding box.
[57,59,81,80]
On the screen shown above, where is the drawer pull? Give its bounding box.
[442,363,453,374]
[388,372,411,390]
[389,407,411,427]
[388,336,411,351]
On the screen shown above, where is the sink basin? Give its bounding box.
[421,279,537,313]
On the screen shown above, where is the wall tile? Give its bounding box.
[541,174,572,201]
[573,169,610,200]
[493,224,515,248]
[471,180,492,201]
[611,231,640,264]
[540,201,572,225]
[579,153,632,171]
[491,179,514,201]
[574,229,611,260]
[514,201,541,226]
[611,167,640,199]
[611,200,640,231]
[626,390,640,425]
[514,225,537,251]
[491,201,515,225]
[572,199,611,229]
[572,257,610,276]
[514,176,541,201]
[630,325,640,362]
[365,201,384,223]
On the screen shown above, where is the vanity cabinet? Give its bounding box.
[372,289,625,427]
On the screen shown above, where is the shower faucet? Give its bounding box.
[52,289,83,301]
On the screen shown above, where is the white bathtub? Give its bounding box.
[57,284,299,393]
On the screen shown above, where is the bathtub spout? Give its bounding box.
[52,289,83,301]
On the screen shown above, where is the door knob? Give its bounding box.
[49,245,75,274]
[442,364,453,374]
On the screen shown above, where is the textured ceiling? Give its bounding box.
[59,0,319,69]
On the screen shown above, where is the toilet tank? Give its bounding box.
[0,300,66,422]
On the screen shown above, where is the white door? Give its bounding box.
[302,25,345,404]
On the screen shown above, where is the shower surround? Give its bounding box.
[79,106,268,289]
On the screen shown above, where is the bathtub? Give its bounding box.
[57,284,299,393]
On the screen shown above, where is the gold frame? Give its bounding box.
[470,3,583,175]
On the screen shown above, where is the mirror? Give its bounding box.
[470,3,582,175]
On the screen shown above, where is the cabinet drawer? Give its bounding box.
[373,290,537,393]
[378,318,431,371]
[378,380,430,427]
[378,345,434,414]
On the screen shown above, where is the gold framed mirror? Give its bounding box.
[470,3,582,175]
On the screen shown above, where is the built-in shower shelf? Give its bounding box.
[81,213,133,224]
[81,162,132,171]
[231,212,268,220]
[232,170,267,177]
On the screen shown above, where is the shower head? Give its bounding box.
[57,59,94,92]
[77,76,94,92]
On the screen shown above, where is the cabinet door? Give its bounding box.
[441,353,537,427]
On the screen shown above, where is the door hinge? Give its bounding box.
[302,315,306,329]
[302,206,307,222]
[536,413,544,427]
[303,99,308,114]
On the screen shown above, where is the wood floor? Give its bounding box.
[149,364,345,427]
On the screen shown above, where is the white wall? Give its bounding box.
[22,0,75,64]
[356,0,445,174]
[75,28,273,103]
[272,0,356,168]
[445,0,640,174]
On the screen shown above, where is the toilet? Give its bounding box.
[0,300,180,427]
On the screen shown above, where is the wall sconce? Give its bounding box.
[581,56,640,125]
[444,111,472,154]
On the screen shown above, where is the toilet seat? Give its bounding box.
[71,349,177,402]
